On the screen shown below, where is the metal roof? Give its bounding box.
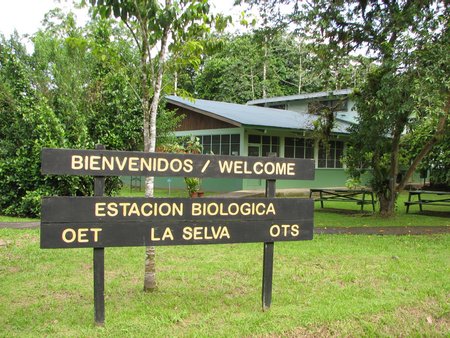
[246,89,353,106]
[166,95,351,134]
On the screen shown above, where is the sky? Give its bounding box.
[0,0,243,37]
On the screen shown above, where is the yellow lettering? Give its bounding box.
[193,227,202,240]
[170,159,182,172]
[218,160,233,173]
[220,226,230,239]
[264,162,275,175]
[62,228,76,243]
[78,228,89,243]
[140,158,152,171]
[91,228,102,242]
[234,161,243,174]
[90,156,101,170]
[241,203,251,216]
[71,155,84,170]
[119,202,130,216]
[291,224,300,237]
[192,203,201,216]
[228,203,239,215]
[183,227,193,240]
[95,203,106,217]
[157,158,169,171]
[128,203,140,216]
[243,161,252,174]
[287,163,295,175]
[128,157,139,171]
[150,228,160,241]
[270,224,280,237]
[267,203,276,215]
[115,157,128,171]
[107,203,118,217]
[256,203,265,215]
[254,162,264,174]
[162,228,174,241]
[184,159,193,173]
[103,156,114,170]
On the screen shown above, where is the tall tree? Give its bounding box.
[297,0,449,214]
[89,0,213,291]
[0,34,67,216]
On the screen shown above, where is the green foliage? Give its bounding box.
[299,0,450,214]
[190,31,362,104]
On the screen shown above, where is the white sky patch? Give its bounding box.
[0,0,246,38]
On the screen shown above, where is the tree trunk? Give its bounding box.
[174,70,178,95]
[298,46,302,94]
[143,23,170,293]
[379,126,402,215]
[262,36,268,99]
[398,99,449,191]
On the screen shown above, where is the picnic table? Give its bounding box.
[405,190,450,213]
[309,188,376,211]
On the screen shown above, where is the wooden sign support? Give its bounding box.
[93,144,105,326]
[40,147,315,324]
[262,177,275,311]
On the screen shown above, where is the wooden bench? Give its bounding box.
[405,190,450,213]
[309,188,376,211]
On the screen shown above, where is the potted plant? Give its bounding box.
[184,177,201,197]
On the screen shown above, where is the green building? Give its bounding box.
[154,90,357,192]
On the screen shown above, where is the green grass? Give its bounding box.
[313,192,449,227]
[1,229,449,336]
[0,215,39,222]
[118,188,189,198]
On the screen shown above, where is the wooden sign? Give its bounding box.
[41,197,313,248]
[40,146,316,320]
[41,148,315,180]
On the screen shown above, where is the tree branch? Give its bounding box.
[398,98,449,191]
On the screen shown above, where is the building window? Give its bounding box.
[248,135,280,156]
[268,103,287,110]
[197,134,240,155]
[318,140,344,168]
[308,99,348,114]
[285,137,314,159]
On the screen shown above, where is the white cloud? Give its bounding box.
[0,0,88,37]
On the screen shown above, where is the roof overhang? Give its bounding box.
[167,97,242,127]
[247,89,352,106]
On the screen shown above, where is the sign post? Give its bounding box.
[93,144,105,326]
[262,178,275,311]
[40,147,315,323]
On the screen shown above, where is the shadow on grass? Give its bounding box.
[314,208,375,216]
[407,210,450,218]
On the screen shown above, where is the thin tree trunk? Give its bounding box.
[379,127,402,216]
[174,70,178,95]
[298,45,302,94]
[262,36,268,99]
[250,66,255,100]
[143,21,171,292]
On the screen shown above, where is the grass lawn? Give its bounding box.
[312,192,449,227]
[0,216,39,223]
[0,228,449,336]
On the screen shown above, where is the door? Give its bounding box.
[247,144,262,187]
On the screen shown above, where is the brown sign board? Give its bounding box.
[41,148,315,180]
[40,197,313,248]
